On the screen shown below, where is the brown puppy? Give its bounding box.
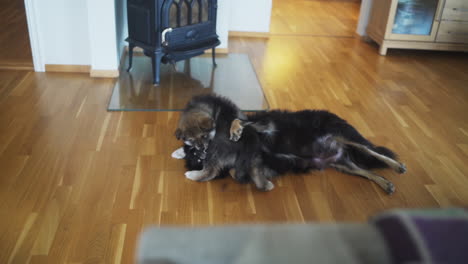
[175,95,274,191]
[176,108,217,151]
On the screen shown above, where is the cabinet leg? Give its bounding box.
[379,45,388,56]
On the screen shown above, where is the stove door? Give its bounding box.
[127,0,156,46]
[161,0,218,48]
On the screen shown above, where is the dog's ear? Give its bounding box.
[175,128,183,140]
[199,117,214,132]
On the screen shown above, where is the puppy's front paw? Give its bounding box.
[229,119,244,142]
[185,170,204,181]
[171,147,186,159]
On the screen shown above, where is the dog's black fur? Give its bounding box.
[183,144,204,171]
[232,109,406,193]
[178,96,406,193]
[177,95,272,189]
[182,144,236,180]
[248,110,395,172]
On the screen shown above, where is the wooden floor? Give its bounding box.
[270,0,361,36]
[0,0,33,70]
[2,0,468,263]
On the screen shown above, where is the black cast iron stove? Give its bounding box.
[126,0,220,85]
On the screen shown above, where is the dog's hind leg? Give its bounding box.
[335,137,406,174]
[251,167,274,191]
[232,163,250,184]
[250,157,275,191]
[250,157,275,192]
[331,161,396,194]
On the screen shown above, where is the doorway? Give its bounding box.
[0,0,33,69]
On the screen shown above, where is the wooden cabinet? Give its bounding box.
[367,0,468,55]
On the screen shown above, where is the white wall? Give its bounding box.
[356,0,373,36]
[216,0,230,49]
[35,0,91,65]
[28,0,269,72]
[87,0,119,71]
[114,0,128,62]
[229,0,272,32]
[30,0,119,70]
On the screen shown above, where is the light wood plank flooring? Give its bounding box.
[270,0,361,36]
[1,0,468,263]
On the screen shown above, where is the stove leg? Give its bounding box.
[152,51,163,86]
[212,48,217,67]
[127,44,135,72]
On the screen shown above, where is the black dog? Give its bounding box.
[230,110,407,194]
[174,95,406,193]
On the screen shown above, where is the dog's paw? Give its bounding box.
[258,181,275,192]
[229,119,244,142]
[230,132,241,142]
[384,182,396,195]
[185,170,204,181]
[171,147,186,159]
[397,163,407,174]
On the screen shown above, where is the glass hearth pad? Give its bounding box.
[108,53,269,111]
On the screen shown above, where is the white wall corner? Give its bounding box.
[217,0,230,49]
[229,0,272,33]
[356,0,373,36]
[24,0,45,72]
[115,0,128,63]
[87,0,119,71]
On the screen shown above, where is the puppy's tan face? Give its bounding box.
[175,111,214,150]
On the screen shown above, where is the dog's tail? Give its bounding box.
[348,145,397,169]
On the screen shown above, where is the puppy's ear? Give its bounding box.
[175,128,183,140]
[199,117,214,132]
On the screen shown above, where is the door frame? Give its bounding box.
[24,0,45,72]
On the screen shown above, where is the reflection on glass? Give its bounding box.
[170,3,179,28]
[108,54,269,111]
[180,1,188,26]
[191,1,200,24]
[202,0,209,22]
[392,0,438,35]
[169,0,209,27]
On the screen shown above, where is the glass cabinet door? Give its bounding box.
[392,0,438,35]
[387,0,443,41]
